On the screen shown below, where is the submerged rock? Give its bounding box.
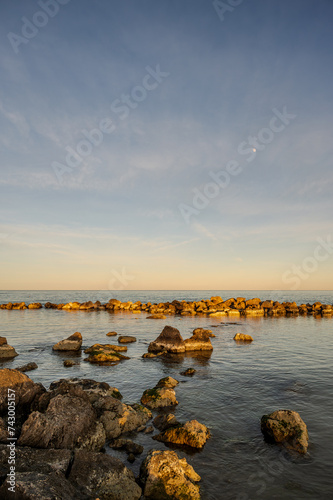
[140,449,201,500]
[63,360,76,367]
[52,332,82,351]
[154,419,210,449]
[181,368,196,377]
[261,409,309,454]
[234,333,253,342]
[110,438,144,455]
[0,337,18,359]
[146,314,167,319]
[148,326,186,354]
[16,362,38,372]
[84,344,130,364]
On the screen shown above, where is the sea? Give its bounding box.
[1,290,333,500]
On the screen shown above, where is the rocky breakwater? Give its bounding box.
[1,296,333,317]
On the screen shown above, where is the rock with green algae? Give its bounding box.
[140,386,178,409]
[154,419,210,449]
[140,449,201,500]
[261,409,309,454]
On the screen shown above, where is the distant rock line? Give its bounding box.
[0,296,332,317]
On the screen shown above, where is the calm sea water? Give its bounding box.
[1,291,333,500]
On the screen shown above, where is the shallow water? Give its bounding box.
[1,291,333,500]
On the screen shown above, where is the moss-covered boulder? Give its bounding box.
[261,409,309,454]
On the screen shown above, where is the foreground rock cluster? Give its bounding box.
[1,296,332,317]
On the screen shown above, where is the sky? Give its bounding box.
[0,0,332,291]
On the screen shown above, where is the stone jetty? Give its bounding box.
[0,296,332,317]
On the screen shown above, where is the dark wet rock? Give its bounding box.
[0,337,18,359]
[154,419,211,449]
[148,325,186,354]
[69,449,142,499]
[153,413,180,432]
[261,409,309,454]
[106,331,118,336]
[0,369,45,429]
[181,367,196,377]
[144,425,154,434]
[184,330,213,351]
[52,332,82,351]
[44,302,58,309]
[156,376,179,388]
[110,438,144,455]
[118,335,137,343]
[127,453,136,463]
[141,386,178,410]
[0,418,8,442]
[16,362,38,372]
[234,333,253,342]
[48,378,123,405]
[63,360,76,367]
[18,386,106,450]
[140,449,201,500]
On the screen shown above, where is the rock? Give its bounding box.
[64,360,76,367]
[234,333,253,342]
[141,387,178,409]
[118,335,137,343]
[153,413,180,432]
[16,362,38,372]
[0,337,18,359]
[52,332,82,351]
[0,418,8,442]
[156,376,179,388]
[146,314,167,319]
[261,409,309,454]
[48,378,123,404]
[67,449,142,500]
[127,453,136,463]
[193,328,212,335]
[0,369,45,428]
[184,330,213,351]
[144,425,154,434]
[110,438,144,455]
[148,325,186,354]
[140,449,201,500]
[142,352,157,358]
[18,385,106,451]
[154,419,210,449]
[62,302,81,310]
[84,344,130,364]
[97,399,152,440]
[106,331,118,336]
[181,368,196,377]
[28,302,42,309]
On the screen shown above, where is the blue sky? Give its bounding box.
[1,0,332,290]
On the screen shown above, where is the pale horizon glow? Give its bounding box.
[1,1,333,291]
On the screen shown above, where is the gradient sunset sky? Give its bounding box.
[1,0,332,290]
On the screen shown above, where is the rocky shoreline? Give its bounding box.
[1,296,332,317]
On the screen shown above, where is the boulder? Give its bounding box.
[69,449,142,500]
[156,376,179,388]
[28,302,42,309]
[261,409,309,454]
[52,332,82,351]
[153,413,180,432]
[184,330,213,351]
[0,337,18,359]
[97,399,152,440]
[64,360,76,367]
[48,378,123,404]
[140,449,201,500]
[141,387,178,409]
[234,333,253,342]
[83,344,130,364]
[148,326,186,354]
[18,383,106,451]
[181,367,196,377]
[106,331,118,336]
[16,362,38,372]
[118,335,137,343]
[154,419,210,449]
[110,438,144,455]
